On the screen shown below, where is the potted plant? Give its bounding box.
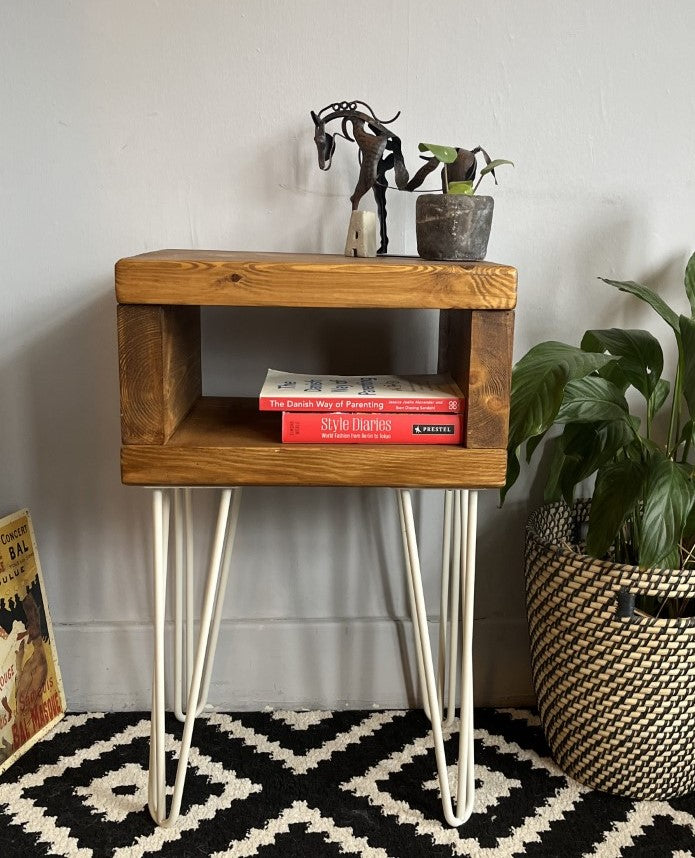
[414,144,513,261]
[502,252,695,800]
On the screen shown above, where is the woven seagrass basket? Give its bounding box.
[526,500,695,800]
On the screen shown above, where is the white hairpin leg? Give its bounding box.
[397,490,432,721]
[397,488,478,827]
[173,488,200,721]
[148,486,242,827]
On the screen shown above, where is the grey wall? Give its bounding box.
[1,0,693,710]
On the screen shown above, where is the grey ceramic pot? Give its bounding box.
[415,194,494,261]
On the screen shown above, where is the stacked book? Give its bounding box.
[259,369,466,444]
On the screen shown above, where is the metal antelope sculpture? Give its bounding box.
[310,100,438,254]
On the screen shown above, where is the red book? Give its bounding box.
[259,369,465,413]
[282,412,464,444]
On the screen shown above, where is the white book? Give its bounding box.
[258,369,466,413]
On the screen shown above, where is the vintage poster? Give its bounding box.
[0,509,66,775]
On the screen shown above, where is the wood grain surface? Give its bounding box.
[117,305,201,444]
[439,309,515,448]
[119,397,507,487]
[115,250,517,310]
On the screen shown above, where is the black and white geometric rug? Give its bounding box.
[0,709,693,857]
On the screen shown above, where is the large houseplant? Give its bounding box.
[503,252,695,799]
[414,144,512,261]
[505,252,695,582]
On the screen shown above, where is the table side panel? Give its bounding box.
[117,305,201,444]
[439,309,514,449]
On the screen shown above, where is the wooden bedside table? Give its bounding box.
[116,250,517,827]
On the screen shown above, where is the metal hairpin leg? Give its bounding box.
[397,488,478,827]
[173,488,198,722]
[148,486,242,827]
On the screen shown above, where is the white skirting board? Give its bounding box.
[53,618,534,711]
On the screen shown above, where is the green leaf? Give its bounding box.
[479,158,514,177]
[586,459,647,558]
[509,362,566,455]
[679,314,695,420]
[543,436,566,503]
[508,342,618,452]
[684,251,695,317]
[659,546,682,571]
[555,376,630,425]
[601,418,640,462]
[596,358,630,392]
[500,447,521,505]
[525,431,547,463]
[682,480,695,538]
[418,142,458,164]
[448,181,474,195]
[581,328,663,401]
[543,423,609,506]
[677,419,695,465]
[558,423,605,506]
[562,421,603,460]
[678,418,695,446]
[649,378,670,417]
[599,278,679,332]
[639,452,694,568]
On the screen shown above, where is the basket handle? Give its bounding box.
[617,588,636,619]
[616,585,694,620]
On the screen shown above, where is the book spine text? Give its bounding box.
[261,396,464,413]
[281,412,464,444]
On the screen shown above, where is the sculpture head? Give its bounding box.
[310,110,336,171]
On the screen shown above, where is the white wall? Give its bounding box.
[1,0,693,710]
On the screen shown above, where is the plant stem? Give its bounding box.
[668,349,685,456]
[616,525,626,564]
[443,163,449,194]
[628,512,640,564]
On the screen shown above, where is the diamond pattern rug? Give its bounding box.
[0,709,693,856]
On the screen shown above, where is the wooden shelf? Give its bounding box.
[116,250,517,310]
[120,397,507,488]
